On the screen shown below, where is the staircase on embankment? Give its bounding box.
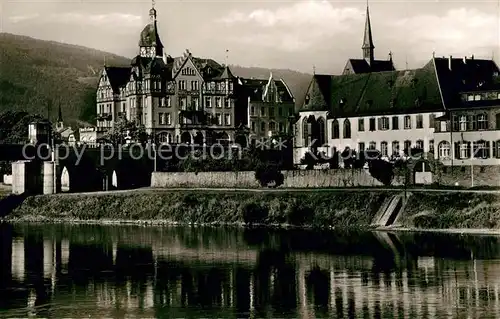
[371,192,411,227]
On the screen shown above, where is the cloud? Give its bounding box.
[390,8,498,58]
[9,12,143,29]
[218,0,364,52]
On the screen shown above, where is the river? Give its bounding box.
[1,223,500,318]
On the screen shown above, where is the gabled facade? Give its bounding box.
[294,58,446,164]
[342,4,395,75]
[92,5,294,146]
[433,56,500,166]
[240,73,295,140]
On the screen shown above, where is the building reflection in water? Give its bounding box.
[1,224,500,318]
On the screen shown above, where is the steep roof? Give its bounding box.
[362,5,374,50]
[302,59,444,117]
[105,66,131,91]
[433,56,500,108]
[138,20,164,51]
[344,59,395,74]
[239,77,294,102]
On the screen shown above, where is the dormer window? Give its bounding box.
[474,94,481,101]
[467,94,474,101]
[305,94,310,105]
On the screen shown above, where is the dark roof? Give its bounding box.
[105,66,131,91]
[344,59,395,74]
[239,77,294,102]
[213,65,236,80]
[433,56,500,108]
[302,59,444,117]
[138,21,164,50]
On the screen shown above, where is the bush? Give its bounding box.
[240,202,268,225]
[368,159,394,186]
[255,165,284,188]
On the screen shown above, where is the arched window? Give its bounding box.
[331,120,340,139]
[343,119,351,139]
[438,141,451,159]
[317,118,326,146]
[302,118,309,147]
[473,140,490,159]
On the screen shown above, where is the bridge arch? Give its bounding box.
[61,166,70,192]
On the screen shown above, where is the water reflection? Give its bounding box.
[1,224,500,318]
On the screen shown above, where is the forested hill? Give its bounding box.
[0,33,311,126]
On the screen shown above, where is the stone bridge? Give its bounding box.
[2,143,155,194]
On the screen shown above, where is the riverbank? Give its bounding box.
[1,188,499,230]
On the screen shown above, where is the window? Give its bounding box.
[178,80,186,90]
[180,98,187,110]
[358,142,365,153]
[429,114,435,128]
[392,116,399,130]
[269,121,276,131]
[455,141,471,159]
[331,120,340,139]
[343,119,351,139]
[191,81,198,91]
[477,114,488,130]
[440,120,448,132]
[368,141,376,150]
[429,140,434,153]
[317,118,326,145]
[474,94,481,101]
[416,139,424,150]
[164,96,171,107]
[494,141,500,158]
[216,97,222,108]
[269,108,274,117]
[473,140,489,158]
[278,108,283,116]
[404,116,411,129]
[261,122,266,132]
[159,113,166,125]
[379,117,389,130]
[216,113,222,125]
[279,122,284,132]
[369,118,376,131]
[289,107,294,116]
[260,107,265,116]
[459,115,467,131]
[192,97,199,110]
[358,118,365,131]
[416,114,423,129]
[404,140,412,153]
[205,96,211,108]
[381,142,388,157]
[224,114,231,126]
[302,118,309,147]
[438,141,450,159]
[251,121,256,132]
[224,98,230,108]
[467,94,474,101]
[166,113,171,125]
[392,141,400,156]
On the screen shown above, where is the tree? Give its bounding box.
[102,119,148,145]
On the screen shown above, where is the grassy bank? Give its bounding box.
[3,190,389,228]
[397,192,500,229]
[2,189,500,230]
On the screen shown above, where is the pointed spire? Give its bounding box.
[150,0,157,21]
[362,0,375,64]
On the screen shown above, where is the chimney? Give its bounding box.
[448,55,453,71]
[471,54,474,60]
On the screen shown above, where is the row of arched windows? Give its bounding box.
[156,131,233,146]
[437,140,500,160]
[302,117,351,147]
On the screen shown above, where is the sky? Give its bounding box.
[1,0,500,74]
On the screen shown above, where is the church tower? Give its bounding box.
[362,3,375,66]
